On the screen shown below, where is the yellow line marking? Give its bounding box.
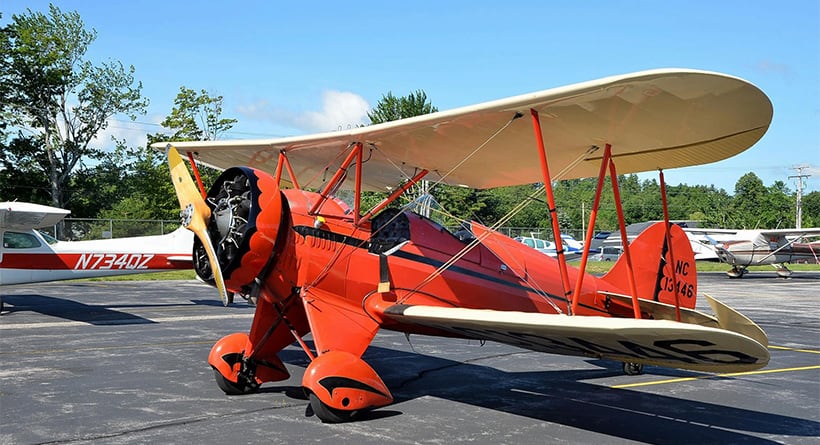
[611,365,820,389]
[768,345,820,354]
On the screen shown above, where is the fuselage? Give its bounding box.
[253,188,635,339]
[0,227,193,285]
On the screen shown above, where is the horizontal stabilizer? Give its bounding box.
[600,292,719,328]
[704,294,768,348]
[383,304,769,373]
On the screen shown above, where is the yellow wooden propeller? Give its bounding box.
[166,145,229,306]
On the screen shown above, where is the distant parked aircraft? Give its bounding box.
[684,227,820,277]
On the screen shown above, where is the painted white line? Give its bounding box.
[0,313,255,330]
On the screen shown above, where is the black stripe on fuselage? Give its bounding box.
[292,225,606,314]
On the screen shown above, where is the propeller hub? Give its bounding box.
[180,203,194,228]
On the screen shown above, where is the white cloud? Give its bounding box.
[236,90,370,134]
[297,91,370,132]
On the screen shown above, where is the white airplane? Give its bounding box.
[599,221,720,262]
[684,227,820,277]
[0,201,194,311]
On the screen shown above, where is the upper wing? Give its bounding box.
[383,304,769,373]
[0,201,70,230]
[152,68,772,191]
[684,228,740,235]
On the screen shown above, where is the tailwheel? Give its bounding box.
[623,362,644,376]
[308,393,360,423]
[213,368,259,395]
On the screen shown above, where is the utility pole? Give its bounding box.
[789,165,811,229]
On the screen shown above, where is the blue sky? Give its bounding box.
[3,1,819,193]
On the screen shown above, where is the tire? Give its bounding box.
[309,393,358,423]
[213,369,258,395]
[623,362,644,376]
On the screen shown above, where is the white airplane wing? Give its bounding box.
[0,202,70,230]
[756,228,820,238]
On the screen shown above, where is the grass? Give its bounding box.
[574,260,820,275]
[78,260,818,282]
[79,269,198,281]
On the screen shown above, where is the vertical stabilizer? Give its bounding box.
[601,222,698,310]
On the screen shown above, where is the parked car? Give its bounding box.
[592,246,622,261]
[589,231,612,252]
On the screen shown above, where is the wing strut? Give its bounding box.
[659,169,683,321]
[309,143,363,217]
[571,144,613,315]
[530,109,573,312]
[274,150,301,190]
[563,143,641,319]
[186,151,207,199]
[607,152,642,319]
[358,169,429,226]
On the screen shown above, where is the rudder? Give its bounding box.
[601,222,697,309]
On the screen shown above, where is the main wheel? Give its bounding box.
[309,393,359,423]
[727,267,745,278]
[623,362,644,376]
[213,369,259,395]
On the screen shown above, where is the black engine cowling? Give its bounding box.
[193,167,285,292]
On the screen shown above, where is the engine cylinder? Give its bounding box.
[194,167,284,291]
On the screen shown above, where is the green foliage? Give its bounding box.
[160,86,237,142]
[802,191,820,227]
[0,4,148,212]
[367,90,438,124]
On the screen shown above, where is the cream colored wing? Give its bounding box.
[383,304,769,373]
[152,68,772,191]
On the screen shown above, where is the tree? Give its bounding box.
[1,5,148,212]
[365,90,440,217]
[367,90,438,124]
[158,86,237,142]
[138,87,238,219]
[802,191,820,227]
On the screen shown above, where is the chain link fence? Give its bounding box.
[41,218,182,241]
[40,218,586,243]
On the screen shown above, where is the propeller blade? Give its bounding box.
[167,145,229,306]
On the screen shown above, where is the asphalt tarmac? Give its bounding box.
[1,271,818,444]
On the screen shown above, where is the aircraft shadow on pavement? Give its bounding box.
[272,345,819,444]
[0,294,155,325]
[729,271,820,280]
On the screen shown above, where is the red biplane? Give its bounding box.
[154,69,773,423]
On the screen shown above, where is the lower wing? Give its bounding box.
[382,304,769,373]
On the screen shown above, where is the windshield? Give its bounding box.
[38,230,59,245]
